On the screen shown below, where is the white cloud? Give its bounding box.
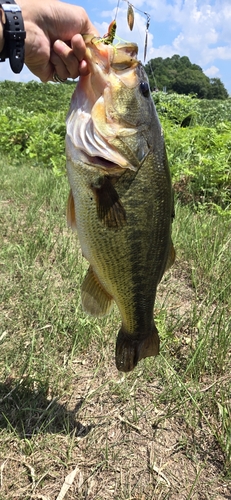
[132,0,231,64]
[204,65,220,77]
[95,1,231,66]
[149,44,176,60]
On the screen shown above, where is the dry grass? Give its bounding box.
[0,349,230,499]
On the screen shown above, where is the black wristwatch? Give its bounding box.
[0,0,26,73]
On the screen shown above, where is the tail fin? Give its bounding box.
[115,325,159,372]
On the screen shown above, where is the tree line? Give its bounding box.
[145,55,229,100]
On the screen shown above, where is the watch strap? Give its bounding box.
[0,1,26,73]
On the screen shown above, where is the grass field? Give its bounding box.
[0,157,230,499]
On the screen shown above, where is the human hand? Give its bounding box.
[17,0,98,82]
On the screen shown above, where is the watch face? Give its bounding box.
[3,5,21,12]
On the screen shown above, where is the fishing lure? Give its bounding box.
[127,3,134,30]
[122,0,151,62]
[102,1,150,62]
[102,20,117,45]
[144,14,150,62]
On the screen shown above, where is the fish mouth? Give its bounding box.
[82,35,139,72]
[66,39,140,171]
[81,37,139,104]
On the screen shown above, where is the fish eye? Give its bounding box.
[139,81,150,97]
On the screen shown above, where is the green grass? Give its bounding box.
[1,161,109,389]
[1,83,231,211]
[0,159,230,499]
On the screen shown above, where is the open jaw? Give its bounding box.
[66,40,140,171]
[66,102,132,171]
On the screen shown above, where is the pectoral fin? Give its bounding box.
[67,189,77,231]
[91,176,126,229]
[81,266,114,317]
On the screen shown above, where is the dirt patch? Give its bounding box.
[0,346,230,500]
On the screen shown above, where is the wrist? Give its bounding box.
[0,1,26,73]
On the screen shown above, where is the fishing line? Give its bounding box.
[122,0,149,18]
[115,0,120,23]
[122,3,156,87]
[113,0,151,62]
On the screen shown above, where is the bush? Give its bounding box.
[0,82,230,213]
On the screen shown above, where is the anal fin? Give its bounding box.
[165,239,175,272]
[81,266,114,317]
[67,189,77,231]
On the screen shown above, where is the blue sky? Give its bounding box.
[0,0,230,94]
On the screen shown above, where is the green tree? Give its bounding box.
[172,69,210,98]
[145,55,229,99]
[207,78,229,99]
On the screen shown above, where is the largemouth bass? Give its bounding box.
[66,37,175,372]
